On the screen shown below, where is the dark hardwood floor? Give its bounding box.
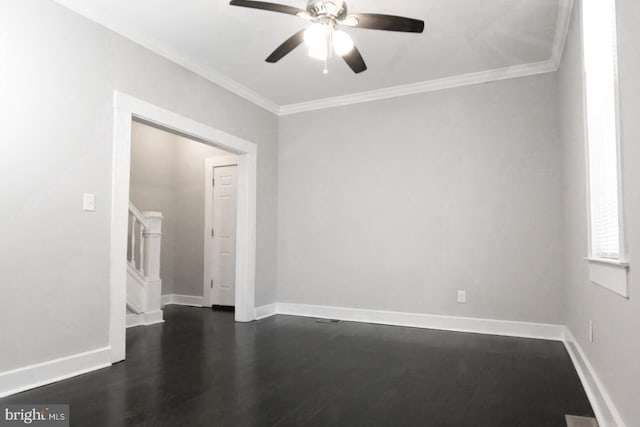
[2,306,594,426]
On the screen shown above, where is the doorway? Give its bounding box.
[204,156,239,308]
[110,92,257,364]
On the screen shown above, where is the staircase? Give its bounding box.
[126,202,164,328]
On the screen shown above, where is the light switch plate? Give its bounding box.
[83,193,96,212]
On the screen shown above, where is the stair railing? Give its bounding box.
[128,202,148,277]
[127,202,163,324]
[128,203,163,281]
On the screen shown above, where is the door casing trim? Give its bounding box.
[110,92,257,363]
[204,156,239,307]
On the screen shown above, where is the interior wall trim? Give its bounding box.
[53,0,575,117]
[0,347,111,399]
[255,303,278,320]
[111,91,257,363]
[278,0,575,115]
[278,0,574,115]
[52,0,280,114]
[260,303,623,426]
[271,303,565,341]
[2,306,623,427]
[563,328,627,427]
[126,311,165,328]
[161,294,206,308]
[278,60,558,115]
[551,0,576,68]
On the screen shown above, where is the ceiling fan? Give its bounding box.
[229,0,425,74]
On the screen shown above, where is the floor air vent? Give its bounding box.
[316,319,343,324]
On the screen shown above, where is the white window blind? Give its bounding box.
[583,0,622,260]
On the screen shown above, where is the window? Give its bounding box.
[582,0,628,296]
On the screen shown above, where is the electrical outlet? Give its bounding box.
[589,320,594,342]
[457,290,467,304]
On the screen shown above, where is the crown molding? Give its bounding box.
[279,0,575,116]
[117,30,281,115]
[278,60,558,115]
[551,0,576,68]
[53,0,280,115]
[55,0,574,117]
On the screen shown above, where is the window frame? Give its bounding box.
[580,0,629,296]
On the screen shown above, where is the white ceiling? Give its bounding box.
[53,0,570,112]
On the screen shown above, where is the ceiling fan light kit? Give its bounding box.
[332,30,354,56]
[229,0,425,74]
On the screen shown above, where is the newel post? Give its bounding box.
[143,211,163,313]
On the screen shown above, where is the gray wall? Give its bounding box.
[130,121,233,297]
[0,0,278,373]
[3,2,638,423]
[278,74,564,324]
[558,1,640,425]
[129,122,176,295]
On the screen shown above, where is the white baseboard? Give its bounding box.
[255,303,277,320]
[143,310,164,325]
[161,294,171,307]
[127,311,164,328]
[2,302,621,427]
[275,303,565,341]
[126,313,143,328]
[0,347,111,398]
[275,303,629,424]
[162,294,205,307]
[563,328,626,427]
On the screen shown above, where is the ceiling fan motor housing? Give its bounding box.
[307,0,348,20]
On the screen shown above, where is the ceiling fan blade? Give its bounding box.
[266,30,306,63]
[351,13,425,33]
[342,45,367,74]
[229,0,305,16]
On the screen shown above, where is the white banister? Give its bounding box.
[138,223,145,276]
[127,203,161,278]
[127,202,164,327]
[130,215,136,268]
[128,202,149,228]
[141,211,163,282]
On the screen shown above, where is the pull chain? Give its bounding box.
[323,29,332,75]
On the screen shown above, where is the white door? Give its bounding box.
[212,165,237,306]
